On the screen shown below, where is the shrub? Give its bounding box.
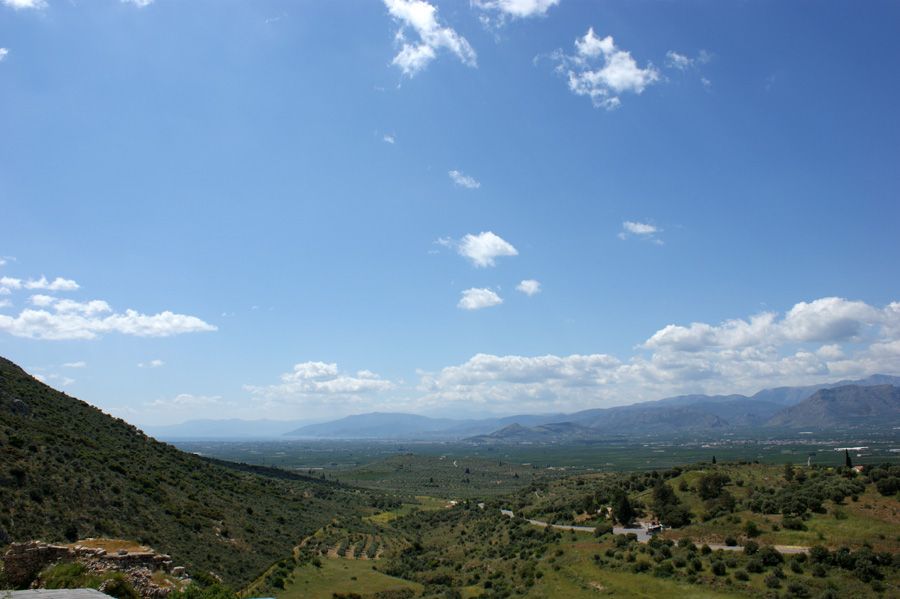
[630,560,651,573]
[710,561,727,576]
[763,572,781,589]
[733,569,749,581]
[758,545,784,567]
[746,558,763,574]
[743,520,760,537]
[876,476,900,496]
[809,545,829,564]
[782,517,806,531]
[785,580,811,598]
[99,573,140,599]
[653,562,674,578]
[724,535,737,546]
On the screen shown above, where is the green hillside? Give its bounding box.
[0,356,384,587]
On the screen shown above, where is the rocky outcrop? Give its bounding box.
[2,542,187,597]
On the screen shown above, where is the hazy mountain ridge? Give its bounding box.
[142,374,900,442]
[765,384,900,429]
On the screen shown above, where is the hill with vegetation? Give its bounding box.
[0,356,386,588]
[766,384,900,429]
[241,460,900,599]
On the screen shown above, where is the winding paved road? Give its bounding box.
[499,509,808,554]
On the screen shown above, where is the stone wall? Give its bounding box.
[2,542,183,598]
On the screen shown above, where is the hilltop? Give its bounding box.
[0,356,383,587]
[766,384,900,429]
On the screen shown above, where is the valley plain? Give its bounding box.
[4,356,900,599]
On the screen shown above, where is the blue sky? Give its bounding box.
[1,0,898,426]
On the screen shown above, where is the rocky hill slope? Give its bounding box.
[0,356,381,587]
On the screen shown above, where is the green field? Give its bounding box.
[172,432,900,484]
[249,557,422,599]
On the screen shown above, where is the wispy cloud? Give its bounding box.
[120,0,153,7]
[145,393,231,409]
[551,28,659,110]
[449,169,480,189]
[666,51,692,71]
[473,0,560,27]
[0,48,8,62]
[2,0,47,10]
[384,0,477,77]
[32,372,76,387]
[618,220,663,244]
[1,276,79,293]
[138,360,165,368]
[458,288,503,310]
[383,134,396,144]
[516,279,541,296]
[63,361,86,368]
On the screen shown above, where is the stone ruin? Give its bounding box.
[2,542,189,598]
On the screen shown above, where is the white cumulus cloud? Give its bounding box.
[458,288,503,310]
[458,231,518,267]
[641,297,890,352]
[552,28,659,110]
[516,279,541,296]
[414,297,900,414]
[384,0,477,77]
[0,275,215,340]
[245,361,397,406]
[449,170,481,189]
[0,48,8,61]
[0,298,216,340]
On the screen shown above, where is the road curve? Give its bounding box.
[499,509,808,554]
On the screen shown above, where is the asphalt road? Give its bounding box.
[499,509,808,554]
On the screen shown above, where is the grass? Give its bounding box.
[270,558,421,599]
[67,539,149,553]
[533,538,755,599]
[366,496,450,523]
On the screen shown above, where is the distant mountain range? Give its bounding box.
[144,374,900,442]
[465,380,900,444]
[766,384,900,429]
[280,412,566,440]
